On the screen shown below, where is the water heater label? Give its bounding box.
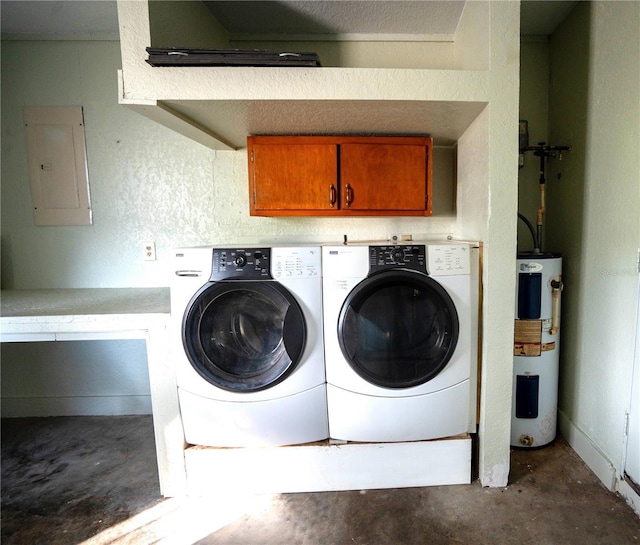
[520,262,543,273]
[514,319,542,356]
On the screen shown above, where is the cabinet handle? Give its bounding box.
[329,184,337,207]
[345,184,353,207]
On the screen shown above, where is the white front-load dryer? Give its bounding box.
[322,243,477,442]
[170,245,328,447]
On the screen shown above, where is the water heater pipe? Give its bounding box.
[518,213,539,253]
[537,178,546,252]
[522,142,572,253]
[550,278,563,335]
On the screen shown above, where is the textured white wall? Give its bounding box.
[546,1,640,480]
[454,2,520,487]
[453,0,491,70]
[1,41,217,289]
[1,5,521,491]
[475,2,520,487]
[1,41,459,292]
[0,39,457,415]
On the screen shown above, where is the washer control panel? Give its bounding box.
[369,245,426,273]
[209,247,321,280]
[426,244,471,275]
[272,247,321,279]
[210,248,271,280]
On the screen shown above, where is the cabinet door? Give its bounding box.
[249,140,338,215]
[340,142,429,213]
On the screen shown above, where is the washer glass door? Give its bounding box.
[338,270,459,388]
[183,281,306,392]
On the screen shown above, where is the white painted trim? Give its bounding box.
[185,437,471,495]
[558,409,617,491]
[617,479,640,517]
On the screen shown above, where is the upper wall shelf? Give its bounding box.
[117,0,491,150]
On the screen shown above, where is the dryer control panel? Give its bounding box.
[210,248,271,280]
[369,245,426,273]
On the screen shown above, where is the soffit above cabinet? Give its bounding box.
[118,0,491,151]
[203,1,466,39]
[119,65,489,149]
[158,99,486,149]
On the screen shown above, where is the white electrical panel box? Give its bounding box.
[23,106,92,226]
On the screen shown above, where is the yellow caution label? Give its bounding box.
[514,320,542,357]
[542,342,556,352]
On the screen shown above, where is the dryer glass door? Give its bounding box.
[183,281,306,392]
[338,270,459,388]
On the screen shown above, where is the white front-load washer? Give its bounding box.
[322,242,477,442]
[170,245,328,447]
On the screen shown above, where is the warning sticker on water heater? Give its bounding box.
[514,320,542,356]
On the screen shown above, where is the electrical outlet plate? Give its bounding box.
[143,241,156,261]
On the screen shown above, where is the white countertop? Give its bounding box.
[0,287,181,496]
[1,288,169,316]
[0,288,170,341]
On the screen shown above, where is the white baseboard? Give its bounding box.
[558,409,617,490]
[1,395,152,417]
[558,410,640,516]
[185,436,472,495]
[618,478,640,517]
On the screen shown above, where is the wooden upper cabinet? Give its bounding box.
[248,136,432,217]
[249,139,338,214]
[340,142,429,213]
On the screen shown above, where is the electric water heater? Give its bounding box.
[512,253,563,448]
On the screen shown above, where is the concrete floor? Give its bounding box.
[2,416,639,545]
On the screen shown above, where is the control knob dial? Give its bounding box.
[391,248,405,264]
[233,253,247,267]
